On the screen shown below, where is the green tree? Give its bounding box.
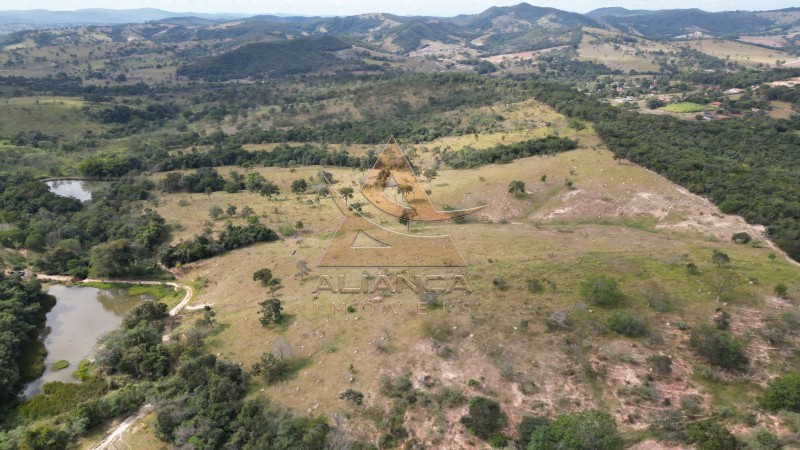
[225,205,237,217]
[251,352,286,382]
[712,249,730,267]
[774,283,788,298]
[580,274,623,307]
[462,396,505,440]
[761,372,800,412]
[89,239,142,277]
[731,232,751,244]
[338,187,354,203]
[209,205,223,219]
[339,389,364,405]
[529,409,622,450]
[252,268,279,292]
[689,324,748,370]
[607,310,647,337]
[291,179,308,194]
[258,298,283,326]
[244,172,265,192]
[508,180,526,196]
[259,181,280,199]
[685,420,739,450]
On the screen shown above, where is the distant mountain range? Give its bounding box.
[2,3,800,58]
[0,8,247,25]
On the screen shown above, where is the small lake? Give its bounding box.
[46,180,92,202]
[23,284,145,398]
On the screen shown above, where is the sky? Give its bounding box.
[1,0,797,16]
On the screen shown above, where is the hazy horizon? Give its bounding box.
[1,0,798,17]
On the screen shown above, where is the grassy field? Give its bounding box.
[141,98,800,446]
[661,102,709,113]
[0,97,101,139]
[578,29,663,73]
[682,39,795,67]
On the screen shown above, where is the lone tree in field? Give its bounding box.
[259,298,283,326]
[399,208,417,230]
[712,249,730,267]
[291,178,308,194]
[295,260,310,280]
[259,181,280,199]
[580,274,624,307]
[208,205,223,219]
[338,187,354,204]
[253,268,280,293]
[508,180,526,196]
[709,269,740,302]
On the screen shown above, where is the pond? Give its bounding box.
[46,180,92,202]
[23,284,145,398]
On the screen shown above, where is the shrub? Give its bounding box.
[339,389,364,405]
[713,310,731,330]
[747,429,781,450]
[437,386,466,408]
[580,274,623,307]
[731,232,752,244]
[685,420,739,450]
[517,416,549,447]
[379,376,416,404]
[463,396,505,439]
[607,310,648,337]
[529,409,622,450]
[774,283,788,298]
[761,373,800,412]
[689,324,748,371]
[526,278,545,293]
[251,353,287,382]
[647,355,672,377]
[687,262,700,275]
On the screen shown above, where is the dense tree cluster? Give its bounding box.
[442,136,577,169]
[0,275,54,400]
[0,173,167,278]
[160,223,279,267]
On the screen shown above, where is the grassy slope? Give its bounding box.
[140,99,800,447]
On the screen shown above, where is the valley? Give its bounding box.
[0,3,800,449]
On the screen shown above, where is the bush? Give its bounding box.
[685,420,739,450]
[529,409,622,450]
[732,232,752,244]
[774,283,788,298]
[526,278,545,293]
[517,416,550,447]
[339,389,364,405]
[463,396,505,440]
[761,373,800,412]
[607,310,648,337]
[747,429,781,450]
[251,353,287,382]
[647,355,672,376]
[689,324,748,371]
[379,376,417,404]
[580,274,624,307]
[711,310,731,331]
